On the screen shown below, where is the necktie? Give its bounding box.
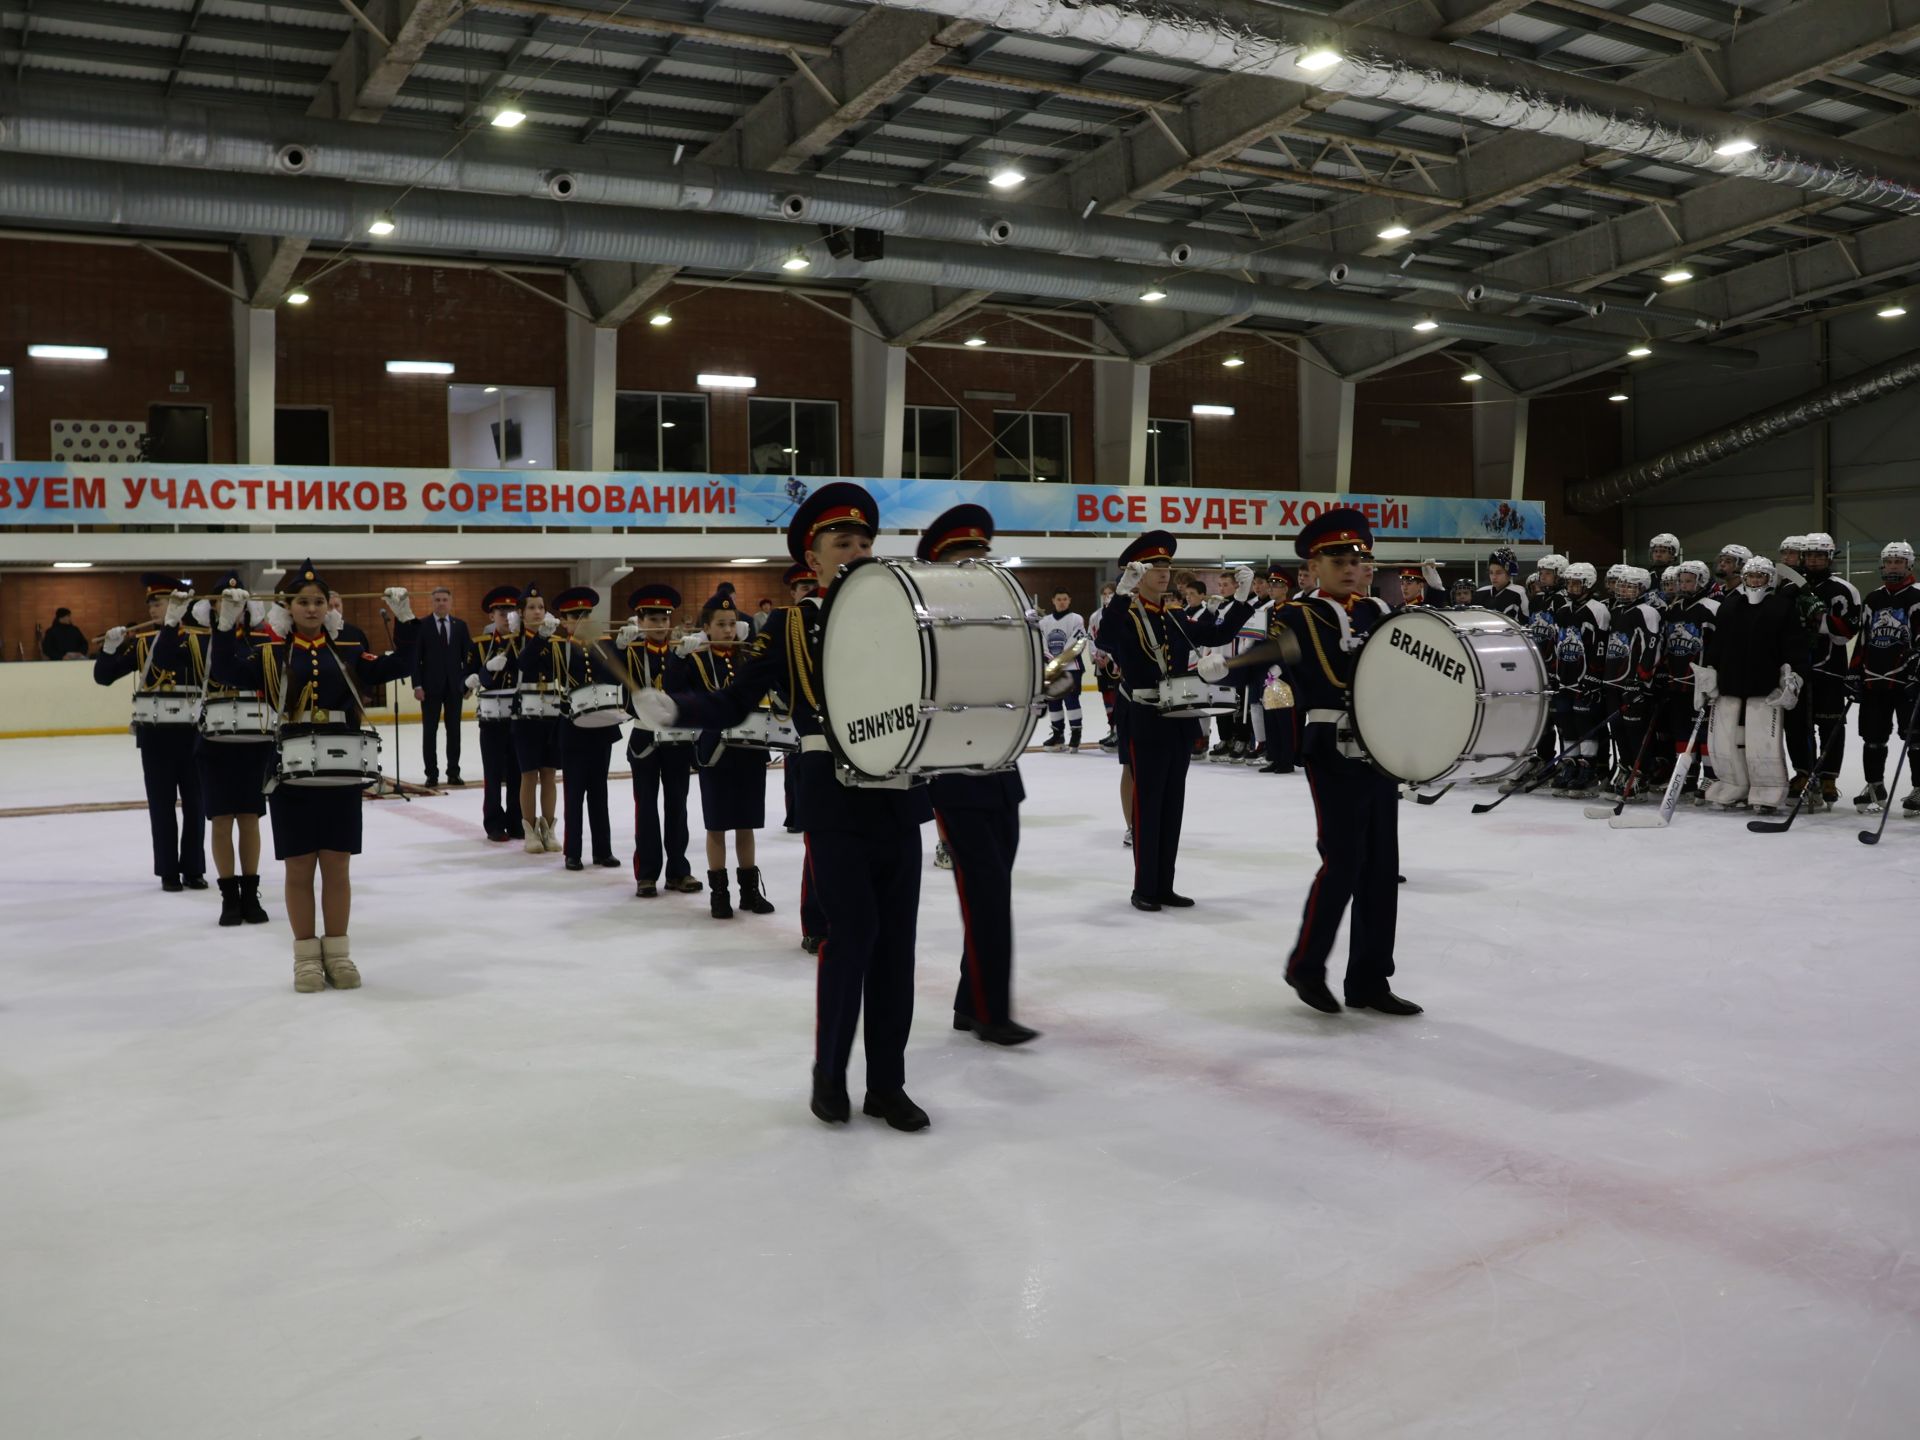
[439,617,449,644]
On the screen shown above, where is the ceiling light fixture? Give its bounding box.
[1626,345,1652,358]
[1191,404,1236,417]
[781,251,811,272]
[53,560,94,569]
[988,163,1026,190]
[1877,302,1908,319]
[483,385,499,394]
[697,373,756,389]
[285,289,310,306]
[28,344,109,361]
[1714,137,1757,157]
[1296,46,1342,72]
[1609,392,1629,403]
[964,336,988,347]
[648,311,672,327]
[730,558,768,565]
[1661,268,1693,284]
[367,212,396,236]
[1412,317,1440,332]
[1461,371,1482,383]
[386,360,455,375]
[490,100,527,129]
[660,421,676,429]
[1377,220,1411,241]
[1139,288,1167,303]
[424,559,461,566]
[1222,355,1245,368]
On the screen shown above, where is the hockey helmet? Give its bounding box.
[1648,532,1682,561]
[1802,532,1836,555]
[1564,561,1597,590]
[1882,540,1914,576]
[1538,553,1568,575]
[1742,554,1776,583]
[1488,547,1518,574]
[1677,560,1710,591]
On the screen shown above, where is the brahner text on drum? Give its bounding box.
[1389,626,1470,685]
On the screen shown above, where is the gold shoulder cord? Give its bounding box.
[1125,599,1172,678]
[1294,600,1348,690]
[786,605,820,712]
[261,639,282,714]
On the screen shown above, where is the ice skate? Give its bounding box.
[1856,782,1889,814]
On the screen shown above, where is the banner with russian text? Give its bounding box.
[0,466,1545,543]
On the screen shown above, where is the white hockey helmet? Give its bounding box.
[1802,532,1836,555]
[1718,543,1753,565]
[1564,561,1597,588]
[1538,553,1568,575]
[1649,532,1682,558]
[1779,534,1808,555]
[1678,560,1711,589]
[1882,540,1914,568]
[1660,565,1680,585]
[1626,566,1652,591]
[1606,562,1628,582]
[1743,554,1776,581]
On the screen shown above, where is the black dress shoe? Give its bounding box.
[1347,990,1424,1016]
[486,830,509,843]
[862,1089,930,1132]
[564,856,585,872]
[160,874,184,893]
[810,1071,850,1124]
[592,856,621,868]
[952,1012,975,1032]
[1130,893,1162,912]
[446,772,463,786]
[973,1020,1040,1046]
[1397,874,1407,885]
[183,875,209,891]
[1159,892,1195,908]
[801,935,821,955]
[425,775,440,789]
[1286,972,1342,1014]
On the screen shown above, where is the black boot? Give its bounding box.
[238,873,270,924]
[708,869,733,919]
[862,1089,930,1132]
[810,1068,850,1124]
[216,876,244,927]
[160,873,184,893]
[736,866,776,914]
[973,1019,1041,1046]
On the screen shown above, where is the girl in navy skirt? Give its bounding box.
[673,588,775,919]
[210,560,418,993]
[509,583,565,854]
[193,568,274,927]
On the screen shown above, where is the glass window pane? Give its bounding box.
[614,393,660,470]
[792,401,838,476]
[659,394,708,472]
[1149,418,1192,487]
[1030,413,1069,482]
[749,398,793,474]
[992,412,1031,480]
[909,406,958,479]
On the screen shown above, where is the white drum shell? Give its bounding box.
[516,689,565,719]
[277,728,382,788]
[1156,674,1236,718]
[568,683,628,729]
[199,695,276,743]
[820,559,1043,780]
[722,711,798,752]
[1351,608,1548,785]
[477,693,516,722]
[131,692,201,727]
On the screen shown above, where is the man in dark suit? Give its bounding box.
[412,584,472,787]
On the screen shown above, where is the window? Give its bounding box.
[749,398,839,476]
[1145,418,1192,487]
[904,406,959,479]
[615,391,709,472]
[447,384,556,468]
[991,410,1071,482]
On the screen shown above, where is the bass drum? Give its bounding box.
[818,557,1043,782]
[1350,607,1548,786]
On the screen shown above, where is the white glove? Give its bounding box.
[102,625,128,655]
[464,673,483,694]
[1232,566,1254,604]
[633,689,678,730]
[216,586,249,632]
[1197,653,1229,683]
[264,603,291,637]
[191,599,213,629]
[1765,664,1803,711]
[614,620,641,650]
[323,608,343,640]
[246,598,270,626]
[1693,664,1718,708]
[163,590,193,627]
[507,610,521,636]
[484,651,509,674]
[382,586,414,623]
[1422,560,1444,592]
[537,614,558,638]
[1117,561,1146,596]
[675,633,707,656]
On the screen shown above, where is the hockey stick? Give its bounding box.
[1471,703,1623,815]
[1612,708,1709,830]
[1860,689,1920,845]
[1748,697,1854,834]
[1414,784,1453,806]
[1584,694,1658,819]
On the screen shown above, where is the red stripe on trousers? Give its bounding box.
[937,814,992,1022]
[1126,734,1142,894]
[1286,765,1328,978]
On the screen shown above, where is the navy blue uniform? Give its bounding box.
[620,640,694,888]
[930,766,1023,1028]
[508,629,567,772]
[95,623,206,883]
[1273,595,1401,999]
[1095,590,1253,902]
[674,646,769,833]
[211,625,417,857]
[468,625,524,840]
[672,599,928,1092]
[556,635,622,865]
[196,622,275,819]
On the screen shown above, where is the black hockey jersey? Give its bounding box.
[1654,595,1719,684]
[1854,580,1918,686]
[1471,582,1529,622]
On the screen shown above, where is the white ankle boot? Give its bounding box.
[293,937,325,993]
[524,822,545,854]
[321,934,360,989]
[541,817,562,853]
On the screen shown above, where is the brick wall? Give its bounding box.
[0,240,237,463]
[0,570,153,663]
[1526,381,1625,564]
[1351,355,1476,498]
[906,331,1098,484]
[1150,341,1298,490]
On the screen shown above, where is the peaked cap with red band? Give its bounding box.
[781,562,816,588]
[916,503,995,562]
[143,572,192,598]
[628,583,679,613]
[1293,507,1374,560]
[786,481,879,564]
[553,585,599,617]
[1119,529,1178,567]
[482,584,521,612]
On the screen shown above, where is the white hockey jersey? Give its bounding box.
[1038,609,1088,672]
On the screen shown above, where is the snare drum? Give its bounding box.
[722,710,798,752]
[131,691,201,727]
[476,692,515,722]
[516,688,565,719]
[276,725,383,789]
[819,557,1043,781]
[568,682,628,729]
[1153,674,1236,718]
[198,694,276,743]
[1350,608,1549,786]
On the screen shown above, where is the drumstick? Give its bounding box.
[89,619,163,644]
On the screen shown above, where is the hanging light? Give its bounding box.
[1661,268,1693,284]
[490,98,527,129]
[1609,392,1629,403]
[1713,137,1757,157]
[964,336,988,347]
[367,212,396,236]
[1296,46,1342,72]
[1139,288,1167,303]
[285,289,310,306]
[1877,301,1908,319]
[648,311,672,328]
[1460,371,1483,383]
[1626,345,1652,358]
[1412,316,1439,333]
[781,251,811,272]
[988,163,1026,190]
[1221,355,1245,368]
[1377,220,1411,241]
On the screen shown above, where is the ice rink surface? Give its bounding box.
[4,719,1918,1440]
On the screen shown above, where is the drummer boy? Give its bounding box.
[1264,508,1422,1017]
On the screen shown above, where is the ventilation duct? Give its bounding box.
[1567,348,1920,513]
[0,82,1707,329]
[873,0,1920,214]
[0,154,1755,367]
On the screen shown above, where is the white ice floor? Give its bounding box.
[3,714,1918,1440]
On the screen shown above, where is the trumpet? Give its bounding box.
[88,619,163,644]
[1041,633,1090,699]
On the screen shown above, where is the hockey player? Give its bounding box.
[1647,533,1682,606]
[1548,562,1611,798]
[1600,567,1661,798]
[1777,536,1808,577]
[1472,548,1530,621]
[1650,560,1719,801]
[1851,541,1918,813]
[1797,533,1862,811]
[1448,577,1476,608]
[1522,553,1570,783]
[1711,544,1751,599]
[1038,588,1088,752]
[1698,556,1807,814]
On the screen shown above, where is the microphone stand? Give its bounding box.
[366,611,413,803]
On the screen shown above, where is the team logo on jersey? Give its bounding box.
[1663,621,1703,660]
[1866,605,1911,649]
[1045,631,1070,659]
[1605,632,1632,662]
[1555,627,1588,668]
[1526,611,1559,648]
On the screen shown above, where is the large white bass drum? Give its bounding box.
[819,557,1044,782]
[1351,608,1548,785]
